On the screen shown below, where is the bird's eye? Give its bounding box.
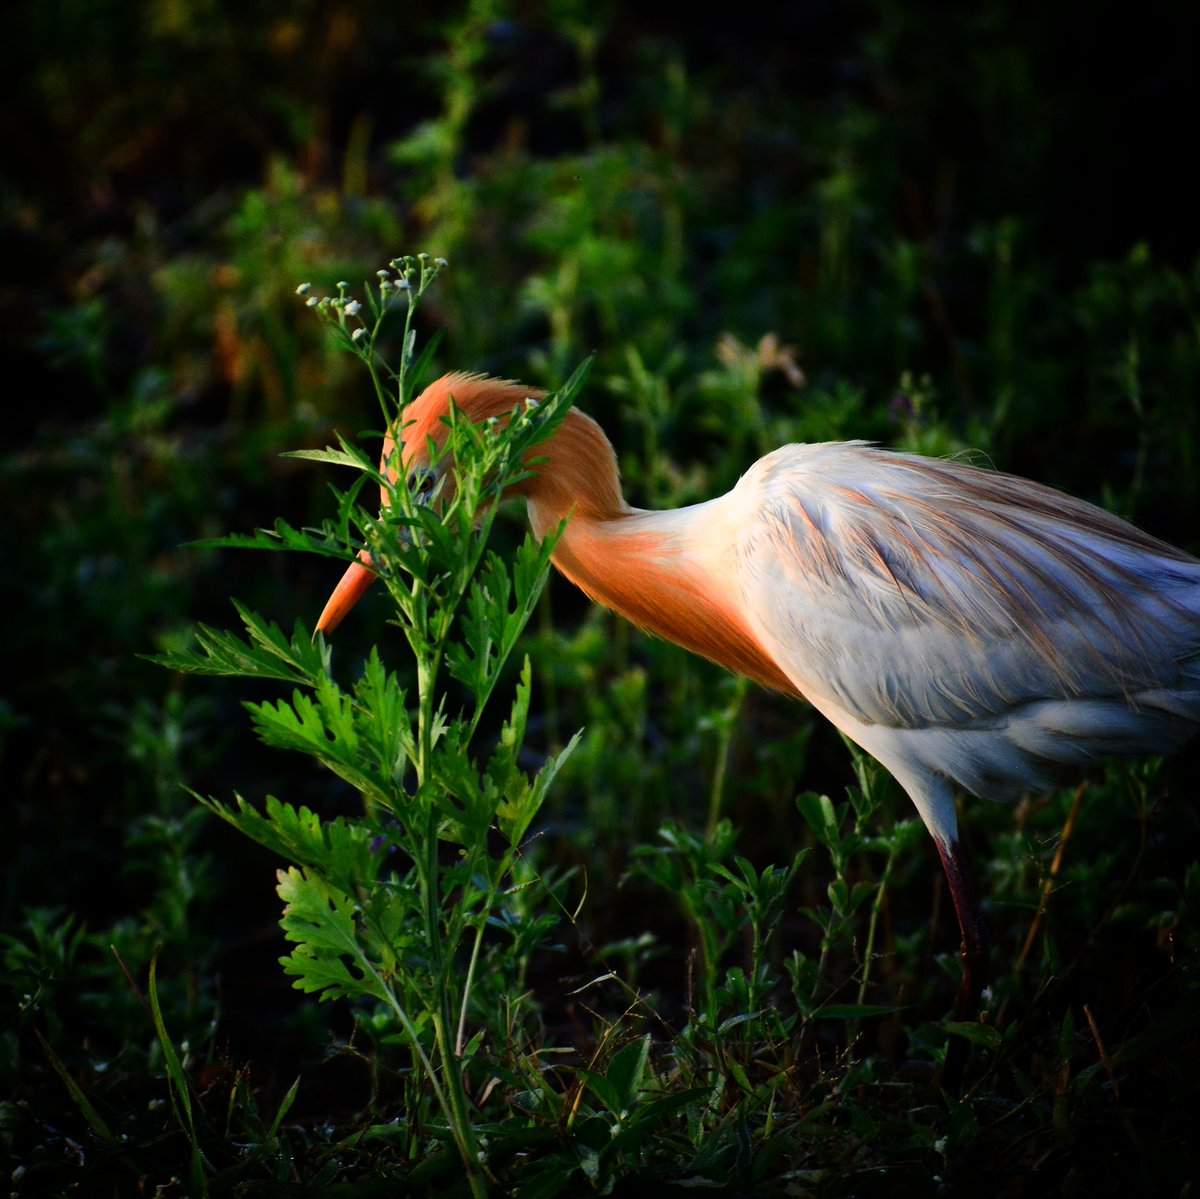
[407,468,437,500]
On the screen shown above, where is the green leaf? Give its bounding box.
[405,327,445,401]
[197,513,361,560]
[428,728,492,845]
[797,791,841,850]
[940,1020,1003,1048]
[276,865,391,1004]
[816,1003,907,1019]
[149,952,208,1189]
[245,672,402,812]
[35,1029,119,1148]
[282,435,375,471]
[268,1076,302,1138]
[578,1069,622,1117]
[353,648,417,778]
[153,601,331,683]
[604,1035,651,1111]
[196,794,390,891]
[499,729,581,848]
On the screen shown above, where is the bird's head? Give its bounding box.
[316,373,546,636]
[380,372,546,510]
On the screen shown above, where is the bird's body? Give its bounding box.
[317,372,1200,1022]
[729,441,1200,841]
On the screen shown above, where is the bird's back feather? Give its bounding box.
[733,442,1200,817]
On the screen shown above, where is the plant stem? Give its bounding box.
[407,626,490,1197]
[856,841,896,1008]
[706,678,745,835]
[457,916,488,1055]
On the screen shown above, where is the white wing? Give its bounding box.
[733,442,1200,810]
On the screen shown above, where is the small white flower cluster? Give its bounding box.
[295,253,448,355]
[294,279,360,314]
[295,250,450,381]
[375,252,449,299]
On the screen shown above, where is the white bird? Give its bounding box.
[317,373,1200,1023]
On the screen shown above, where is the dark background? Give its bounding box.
[3,0,1199,1192]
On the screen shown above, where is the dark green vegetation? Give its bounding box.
[4,2,1200,1194]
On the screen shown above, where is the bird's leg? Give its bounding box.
[934,837,991,1093]
[934,837,991,1021]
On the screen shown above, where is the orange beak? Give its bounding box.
[316,426,404,637]
[315,550,379,636]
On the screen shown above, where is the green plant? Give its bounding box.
[157,256,590,1196]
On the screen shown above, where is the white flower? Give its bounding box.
[345,300,361,316]
[295,282,312,295]
[352,328,367,342]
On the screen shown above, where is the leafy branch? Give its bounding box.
[159,255,591,1198]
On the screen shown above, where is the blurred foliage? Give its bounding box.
[3,0,1200,1193]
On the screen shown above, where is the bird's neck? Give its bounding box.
[522,411,798,695]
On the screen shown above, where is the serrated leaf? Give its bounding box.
[152,601,331,683]
[428,731,491,845]
[353,648,416,779]
[245,672,402,812]
[195,793,392,891]
[283,441,373,470]
[276,866,390,1004]
[196,514,360,560]
[498,730,581,848]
